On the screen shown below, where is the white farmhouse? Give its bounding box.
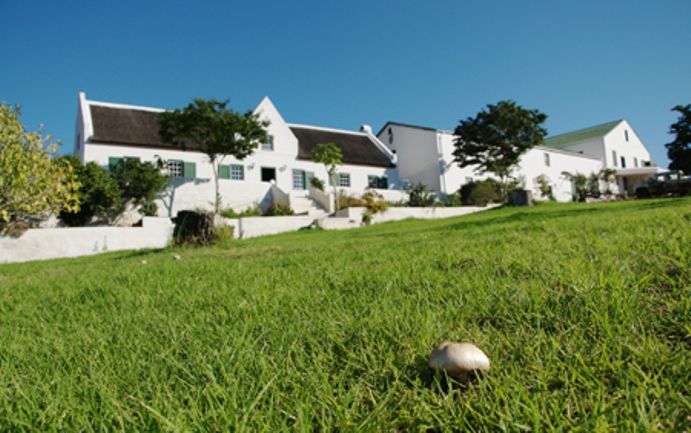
[377,122,602,202]
[377,119,658,201]
[75,92,400,217]
[541,119,658,195]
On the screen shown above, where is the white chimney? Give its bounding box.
[360,124,373,134]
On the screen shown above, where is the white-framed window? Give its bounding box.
[338,172,351,187]
[544,152,551,167]
[168,160,184,177]
[261,135,274,151]
[231,164,244,180]
[292,169,305,190]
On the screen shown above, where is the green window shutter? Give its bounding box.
[108,157,123,172]
[219,165,230,179]
[183,162,196,179]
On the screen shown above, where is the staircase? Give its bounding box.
[290,194,328,218]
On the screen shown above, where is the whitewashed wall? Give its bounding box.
[334,205,500,224]
[0,217,173,264]
[514,147,603,202]
[377,124,442,190]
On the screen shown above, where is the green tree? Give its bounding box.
[311,142,343,210]
[0,104,80,235]
[57,156,122,226]
[453,100,548,199]
[111,158,170,215]
[158,99,269,214]
[666,104,690,173]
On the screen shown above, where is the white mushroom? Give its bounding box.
[429,341,490,379]
[172,254,181,261]
[140,260,148,265]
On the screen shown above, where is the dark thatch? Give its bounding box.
[290,126,394,168]
[90,104,394,167]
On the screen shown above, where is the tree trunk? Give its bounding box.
[212,161,220,214]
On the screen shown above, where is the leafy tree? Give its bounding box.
[57,156,122,226]
[0,104,79,235]
[666,104,690,173]
[111,158,170,215]
[453,100,548,198]
[158,99,270,214]
[311,142,343,210]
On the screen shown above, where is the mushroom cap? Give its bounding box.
[429,341,490,379]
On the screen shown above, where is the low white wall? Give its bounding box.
[157,179,273,217]
[237,215,315,239]
[375,189,409,203]
[308,186,334,213]
[0,217,174,264]
[335,205,499,224]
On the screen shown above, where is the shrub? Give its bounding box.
[361,189,389,225]
[265,203,294,216]
[535,175,554,200]
[309,177,325,191]
[407,182,437,207]
[139,200,158,217]
[220,204,263,218]
[111,159,170,205]
[58,157,122,226]
[337,192,366,210]
[173,210,215,245]
[213,225,235,242]
[442,191,462,207]
[460,180,501,206]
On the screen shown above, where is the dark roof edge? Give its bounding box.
[375,121,441,137]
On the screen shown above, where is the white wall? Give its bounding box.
[335,205,500,224]
[602,120,652,170]
[377,125,441,191]
[0,217,173,264]
[436,131,602,202]
[514,147,602,201]
[236,215,315,239]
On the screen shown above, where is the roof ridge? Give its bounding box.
[288,123,368,136]
[546,119,623,141]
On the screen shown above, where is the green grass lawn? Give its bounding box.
[0,199,689,432]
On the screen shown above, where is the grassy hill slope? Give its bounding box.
[0,199,689,432]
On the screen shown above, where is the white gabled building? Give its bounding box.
[377,122,603,202]
[541,119,658,195]
[376,118,659,201]
[75,92,400,217]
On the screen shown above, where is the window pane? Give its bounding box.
[231,164,244,180]
[338,173,350,187]
[544,153,550,167]
[292,169,305,189]
[168,160,183,177]
[262,135,274,151]
[368,175,378,188]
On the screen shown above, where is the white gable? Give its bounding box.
[253,96,298,156]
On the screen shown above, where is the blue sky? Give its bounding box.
[1,0,689,166]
